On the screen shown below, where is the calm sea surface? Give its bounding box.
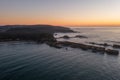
[1,27,120,80]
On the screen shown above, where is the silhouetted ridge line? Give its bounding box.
[0,25,74,42]
[0,25,74,33]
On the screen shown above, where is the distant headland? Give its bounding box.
[0,25,74,42]
[0,25,74,33]
[0,25,119,55]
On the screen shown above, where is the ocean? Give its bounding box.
[0,27,120,80]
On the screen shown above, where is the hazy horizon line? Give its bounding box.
[1,24,120,27]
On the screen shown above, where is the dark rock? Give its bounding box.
[113,44,120,48]
[89,42,110,47]
[91,46,105,53]
[105,49,119,55]
[57,41,105,52]
[56,41,119,55]
[49,41,119,55]
[47,42,62,49]
[103,43,109,46]
[65,48,68,50]
[75,35,88,38]
[61,35,70,39]
[89,42,96,45]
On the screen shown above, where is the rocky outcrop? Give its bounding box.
[105,49,119,55]
[113,44,120,48]
[56,41,105,52]
[61,35,70,39]
[75,35,88,38]
[47,42,62,49]
[59,35,87,39]
[91,46,105,53]
[89,42,110,47]
[53,41,119,55]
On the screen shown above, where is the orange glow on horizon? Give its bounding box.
[1,19,120,27]
[1,0,120,27]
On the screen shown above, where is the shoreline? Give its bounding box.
[0,25,119,56]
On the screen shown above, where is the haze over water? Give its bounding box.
[1,27,120,80]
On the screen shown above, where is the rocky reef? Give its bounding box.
[75,35,88,38]
[59,35,88,39]
[50,41,119,55]
[113,44,120,48]
[89,42,110,47]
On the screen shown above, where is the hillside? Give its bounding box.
[0,25,74,42]
[0,25,73,33]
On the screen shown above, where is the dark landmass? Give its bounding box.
[0,32,56,43]
[0,25,119,56]
[0,25,74,33]
[0,25,74,42]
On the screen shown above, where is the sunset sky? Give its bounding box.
[0,0,120,27]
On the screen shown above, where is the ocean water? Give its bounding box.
[0,27,120,80]
[55,27,120,44]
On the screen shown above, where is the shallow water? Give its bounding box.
[1,27,120,80]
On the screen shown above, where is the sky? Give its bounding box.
[0,0,120,27]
